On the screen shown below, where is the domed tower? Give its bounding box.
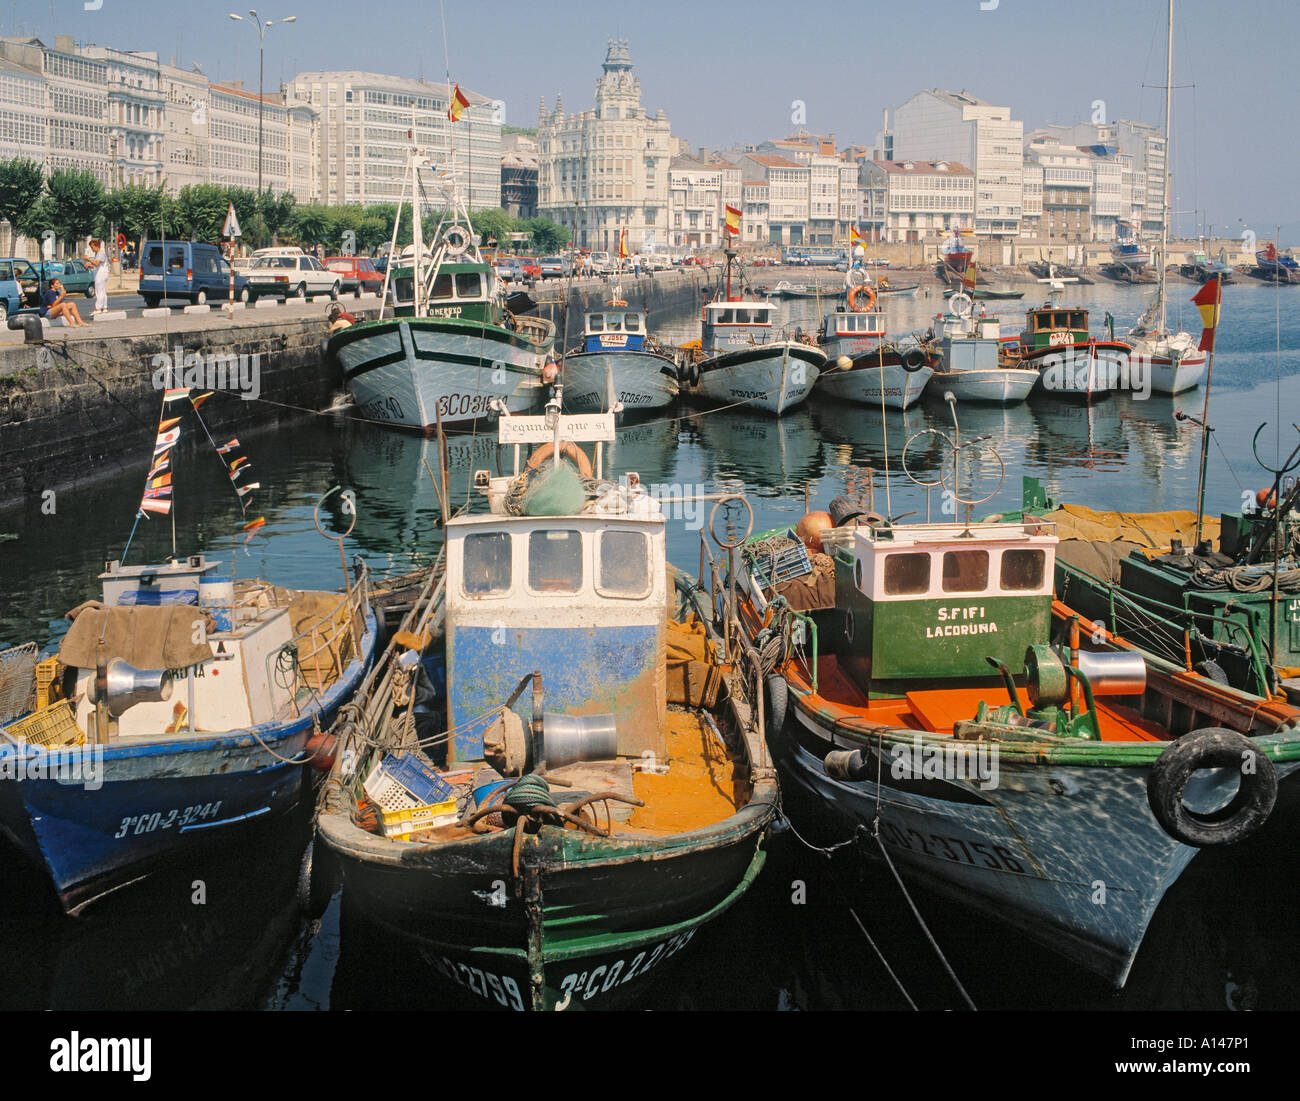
[595,37,640,120]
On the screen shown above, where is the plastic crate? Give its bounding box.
[380,798,459,839]
[363,751,454,812]
[34,658,60,710]
[745,530,813,589]
[6,699,85,748]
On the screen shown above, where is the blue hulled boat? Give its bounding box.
[560,302,680,414]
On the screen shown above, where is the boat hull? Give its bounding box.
[319,808,769,1010]
[561,349,679,413]
[928,368,1037,405]
[816,359,933,410]
[331,317,550,431]
[1024,343,1129,401]
[695,342,824,415]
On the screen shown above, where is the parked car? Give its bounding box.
[538,255,571,278]
[38,259,96,298]
[139,241,252,306]
[495,256,526,283]
[0,257,45,321]
[588,251,615,275]
[243,252,342,300]
[325,255,384,297]
[518,257,542,280]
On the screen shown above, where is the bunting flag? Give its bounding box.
[236,482,261,498]
[217,439,241,455]
[725,205,742,237]
[1191,277,1222,351]
[148,472,172,490]
[189,391,214,410]
[448,84,470,122]
[242,516,267,541]
[228,455,250,472]
[140,498,172,516]
[138,398,180,520]
[153,426,180,456]
[163,388,190,403]
[147,455,169,479]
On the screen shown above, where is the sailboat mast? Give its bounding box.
[1159,0,1174,334]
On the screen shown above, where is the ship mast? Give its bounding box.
[1158,0,1173,336]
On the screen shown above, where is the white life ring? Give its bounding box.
[443,225,471,256]
[948,291,973,319]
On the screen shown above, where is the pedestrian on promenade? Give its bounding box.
[42,278,88,327]
[84,237,110,315]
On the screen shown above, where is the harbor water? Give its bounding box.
[1,278,1297,1010]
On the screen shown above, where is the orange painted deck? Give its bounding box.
[788,655,1165,743]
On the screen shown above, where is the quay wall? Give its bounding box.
[0,271,709,514]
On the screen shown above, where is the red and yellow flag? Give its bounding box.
[725,205,742,237]
[849,225,863,250]
[447,84,470,122]
[618,226,628,259]
[1191,277,1222,351]
[962,261,978,293]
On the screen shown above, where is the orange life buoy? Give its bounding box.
[527,440,594,478]
[848,284,876,312]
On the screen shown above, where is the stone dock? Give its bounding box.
[0,271,710,514]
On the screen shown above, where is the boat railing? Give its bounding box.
[1061,559,1274,696]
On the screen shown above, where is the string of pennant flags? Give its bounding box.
[134,388,265,541]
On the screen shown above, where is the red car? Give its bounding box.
[325,255,384,297]
[518,257,542,280]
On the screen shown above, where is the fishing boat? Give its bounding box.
[1124,0,1208,396]
[328,145,556,432]
[0,419,377,913]
[814,282,936,411]
[990,472,1300,704]
[728,434,1300,986]
[682,249,824,415]
[945,285,1024,301]
[1251,243,1300,285]
[560,300,679,414]
[312,397,778,1010]
[874,280,920,298]
[928,293,1037,405]
[937,230,974,278]
[771,280,836,300]
[1016,303,1130,401]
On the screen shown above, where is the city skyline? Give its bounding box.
[4,0,1296,239]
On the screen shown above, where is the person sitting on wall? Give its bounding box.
[41,278,88,327]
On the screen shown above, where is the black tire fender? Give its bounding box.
[766,673,788,734]
[297,835,339,918]
[901,347,928,373]
[1147,727,1278,847]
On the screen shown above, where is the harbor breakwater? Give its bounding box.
[0,271,709,514]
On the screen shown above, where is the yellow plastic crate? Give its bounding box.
[34,658,61,710]
[380,798,458,839]
[7,699,85,748]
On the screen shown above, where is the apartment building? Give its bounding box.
[889,89,1023,238]
[863,159,975,243]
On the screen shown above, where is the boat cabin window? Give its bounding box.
[455,272,485,299]
[587,315,603,332]
[734,308,752,323]
[941,550,989,594]
[528,530,583,594]
[1052,312,1070,329]
[717,308,735,324]
[1000,548,1046,591]
[431,273,454,299]
[882,552,931,596]
[604,314,623,331]
[463,532,512,596]
[597,530,650,597]
[1069,311,1086,329]
[392,275,415,302]
[624,314,641,332]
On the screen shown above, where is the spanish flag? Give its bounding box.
[849,225,863,250]
[618,226,628,259]
[962,261,978,293]
[725,204,742,237]
[1191,277,1222,352]
[448,84,470,122]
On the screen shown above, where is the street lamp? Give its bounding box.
[229,11,296,205]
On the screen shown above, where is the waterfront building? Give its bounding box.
[1048,120,1165,238]
[536,39,671,253]
[889,89,1023,239]
[667,156,721,250]
[740,179,769,245]
[864,159,974,244]
[501,133,538,220]
[1023,135,1093,243]
[737,154,809,245]
[0,55,46,165]
[288,70,501,208]
[79,45,164,189]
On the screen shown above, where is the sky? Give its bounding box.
[10,0,1299,240]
